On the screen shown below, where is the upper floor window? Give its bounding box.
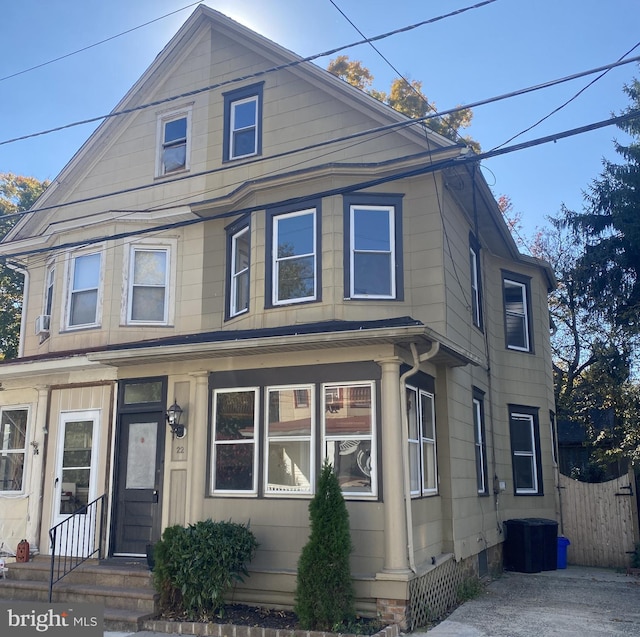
[223,83,263,161]
[67,250,102,328]
[128,247,169,324]
[469,235,483,329]
[268,207,318,306]
[156,106,192,176]
[344,194,404,300]
[473,388,489,495]
[0,407,28,493]
[509,405,543,495]
[227,223,250,318]
[503,272,533,352]
[44,263,55,316]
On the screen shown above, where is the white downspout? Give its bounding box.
[6,262,29,358]
[400,341,440,572]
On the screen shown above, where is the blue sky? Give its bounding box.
[1,0,638,238]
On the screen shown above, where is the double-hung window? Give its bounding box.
[265,385,314,494]
[0,407,28,492]
[157,106,192,176]
[509,405,543,495]
[323,382,376,496]
[503,273,532,351]
[228,224,250,318]
[67,250,102,328]
[344,194,403,300]
[127,246,170,324]
[473,389,489,495]
[406,384,437,495]
[469,235,483,329]
[211,388,259,494]
[270,207,317,306]
[223,83,263,161]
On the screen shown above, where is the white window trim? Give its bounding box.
[44,261,55,316]
[230,226,250,317]
[63,246,105,331]
[321,381,377,498]
[511,412,539,494]
[155,105,193,177]
[121,239,177,326]
[229,95,259,160]
[350,205,396,299]
[473,397,487,494]
[272,208,317,306]
[420,390,438,495]
[504,278,530,351]
[0,405,30,494]
[264,384,315,496]
[211,387,259,496]
[470,246,481,327]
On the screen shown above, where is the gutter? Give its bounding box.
[6,262,29,359]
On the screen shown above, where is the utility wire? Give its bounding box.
[0,0,500,148]
[0,2,202,83]
[3,109,638,262]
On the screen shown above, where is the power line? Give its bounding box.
[0,0,501,148]
[0,2,202,83]
[3,109,638,263]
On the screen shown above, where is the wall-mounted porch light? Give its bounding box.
[166,399,186,439]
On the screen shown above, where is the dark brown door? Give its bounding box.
[112,412,164,556]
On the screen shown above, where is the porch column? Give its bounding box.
[187,372,208,523]
[27,385,49,552]
[377,357,410,573]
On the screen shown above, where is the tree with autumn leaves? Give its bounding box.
[0,173,49,360]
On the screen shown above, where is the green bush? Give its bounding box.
[152,519,258,620]
[294,459,355,630]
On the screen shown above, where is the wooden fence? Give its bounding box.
[559,470,639,568]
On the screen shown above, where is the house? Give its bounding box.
[0,5,558,628]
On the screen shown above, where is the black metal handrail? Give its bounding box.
[48,494,106,602]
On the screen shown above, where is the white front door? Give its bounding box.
[52,410,100,556]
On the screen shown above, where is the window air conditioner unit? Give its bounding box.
[35,314,51,335]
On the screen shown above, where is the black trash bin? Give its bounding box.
[504,518,558,573]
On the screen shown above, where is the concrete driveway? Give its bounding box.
[420,566,640,636]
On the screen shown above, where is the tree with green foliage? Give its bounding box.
[0,173,49,360]
[565,76,640,332]
[295,460,355,630]
[327,55,479,151]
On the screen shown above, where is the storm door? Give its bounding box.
[52,410,100,556]
[111,378,166,557]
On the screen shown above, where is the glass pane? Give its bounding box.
[504,282,525,314]
[126,422,157,489]
[60,468,89,513]
[234,270,249,313]
[131,286,166,321]
[506,313,527,348]
[233,100,257,129]
[63,449,91,467]
[514,455,535,490]
[134,251,166,286]
[73,253,100,290]
[409,441,420,492]
[215,443,254,490]
[163,144,186,172]
[164,117,187,143]
[353,208,390,250]
[324,385,372,435]
[511,417,534,452]
[353,252,391,295]
[406,388,418,440]
[422,441,436,490]
[267,388,312,437]
[276,256,314,301]
[70,289,97,325]
[215,391,255,441]
[277,213,314,257]
[234,231,250,272]
[233,129,256,157]
[63,421,93,463]
[0,410,27,450]
[267,440,312,492]
[421,393,434,439]
[0,454,24,491]
[325,439,372,493]
[123,381,163,404]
